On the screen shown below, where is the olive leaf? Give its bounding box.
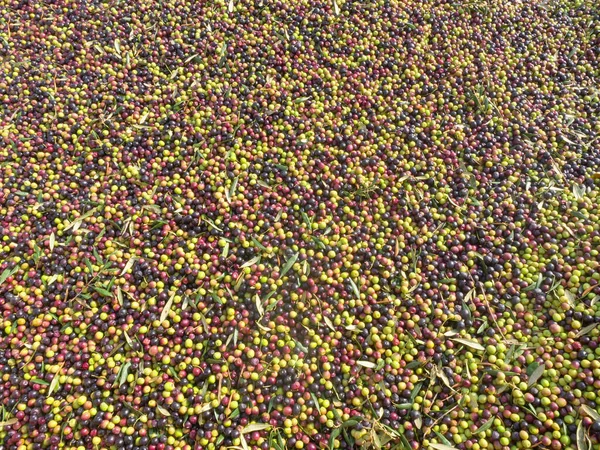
[323,316,335,332]
[0,266,18,286]
[121,256,136,276]
[357,360,376,369]
[157,405,171,417]
[279,252,298,278]
[580,404,600,421]
[119,362,131,387]
[48,371,60,397]
[474,418,494,434]
[429,444,460,450]
[527,364,545,387]
[451,338,484,352]
[255,294,264,316]
[0,418,18,428]
[242,423,271,433]
[349,278,361,299]
[575,323,598,338]
[160,292,175,323]
[241,255,261,269]
[576,421,587,450]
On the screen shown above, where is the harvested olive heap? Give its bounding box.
[1,0,600,449]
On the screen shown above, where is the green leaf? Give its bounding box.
[527,364,545,387]
[251,236,267,252]
[0,266,18,285]
[434,431,453,446]
[451,337,485,351]
[310,392,320,410]
[329,427,341,449]
[526,362,540,377]
[575,323,598,338]
[241,255,261,269]
[279,252,298,278]
[474,418,494,435]
[31,378,50,386]
[410,382,422,403]
[294,96,311,104]
[348,278,360,299]
[120,362,131,386]
[48,372,60,397]
[301,211,312,228]
[93,286,112,297]
[340,418,360,428]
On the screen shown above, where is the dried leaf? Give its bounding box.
[323,316,335,332]
[228,0,234,12]
[157,405,171,417]
[572,184,585,200]
[116,286,123,306]
[255,294,264,316]
[357,360,376,369]
[438,368,453,390]
[576,421,587,450]
[124,331,134,348]
[527,364,545,387]
[333,0,340,15]
[184,53,199,64]
[121,257,136,275]
[581,284,598,298]
[451,338,485,352]
[565,290,576,307]
[279,252,298,278]
[0,418,18,428]
[49,233,55,251]
[415,415,423,430]
[114,39,121,55]
[48,372,60,397]
[429,444,460,450]
[242,423,271,433]
[160,293,175,323]
[240,433,249,450]
[580,404,600,421]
